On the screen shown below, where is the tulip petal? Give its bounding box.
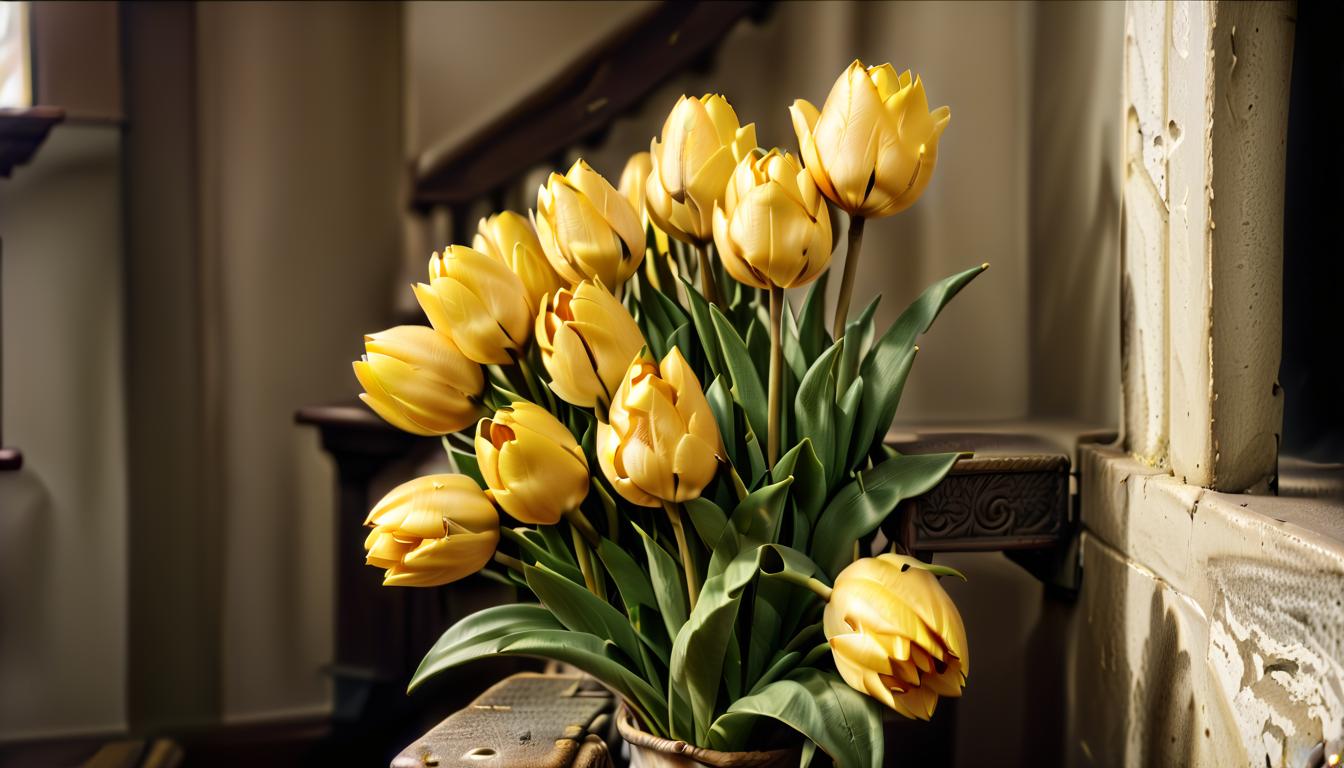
[597,422,661,507]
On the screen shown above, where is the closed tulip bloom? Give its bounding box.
[824,554,969,720]
[473,211,566,310]
[364,474,499,587]
[535,159,645,289]
[597,348,724,507]
[617,151,671,259]
[413,245,533,365]
[791,60,950,219]
[535,280,646,409]
[712,149,833,290]
[646,94,757,246]
[475,401,589,525]
[353,325,484,436]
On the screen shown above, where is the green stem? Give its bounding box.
[563,508,601,547]
[493,550,526,575]
[511,351,549,408]
[663,501,700,609]
[767,284,784,468]
[832,215,866,340]
[695,242,722,307]
[767,569,833,601]
[567,517,603,599]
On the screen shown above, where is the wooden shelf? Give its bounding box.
[0,106,66,178]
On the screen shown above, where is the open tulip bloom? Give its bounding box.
[354,62,986,767]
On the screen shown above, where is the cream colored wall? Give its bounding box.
[404,1,1117,427]
[0,125,128,739]
[194,2,404,722]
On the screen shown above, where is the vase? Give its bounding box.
[616,706,799,768]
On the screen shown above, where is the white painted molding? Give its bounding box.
[1122,0,1291,490]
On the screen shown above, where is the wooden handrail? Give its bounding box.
[409,0,769,212]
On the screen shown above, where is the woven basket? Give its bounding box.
[616,706,799,768]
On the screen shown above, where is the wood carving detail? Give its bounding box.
[894,456,1071,552]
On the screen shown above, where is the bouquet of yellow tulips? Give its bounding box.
[354,60,985,766]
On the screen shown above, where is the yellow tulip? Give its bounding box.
[824,554,969,720]
[473,211,567,310]
[712,149,833,290]
[791,60,950,219]
[535,159,645,289]
[364,474,499,587]
[475,401,589,525]
[617,151,671,259]
[597,348,724,507]
[646,94,757,246]
[353,325,484,436]
[535,280,646,409]
[413,245,533,365]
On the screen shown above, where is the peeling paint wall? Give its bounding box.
[1072,446,1344,767]
[1076,3,1338,765]
[1069,443,1344,763]
[1122,0,1291,490]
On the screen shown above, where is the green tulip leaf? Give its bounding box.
[500,527,584,585]
[728,477,794,545]
[443,437,486,487]
[684,497,728,554]
[596,538,671,664]
[706,668,883,768]
[744,310,772,386]
[633,522,689,641]
[709,305,768,449]
[681,277,726,378]
[669,542,820,744]
[705,375,738,468]
[795,272,831,361]
[836,296,879,397]
[811,451,963,578]
[523,564,654,683]
[781,295,809,382]
[851,263,987,468]
[832,377,863,490]
[795,341,843,472]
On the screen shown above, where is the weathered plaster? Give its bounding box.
[1203,0,1291,492]
[1121,0,1171,466]
[1073,445,1344,767]
[1125,0,1291,490]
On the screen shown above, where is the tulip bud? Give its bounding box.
[413,245,533,365]
[617,151,671,259]
[535,280,646,409]
[535,159,645,289]
[712,149,833,290]
[597,348,724,507]
[646,94,757,246]
[824,554,969,720]
[791,60,950,219]
[353,325,484,436]
[475,401,589,525]
[473,211,567,310]
[364,474,499,587]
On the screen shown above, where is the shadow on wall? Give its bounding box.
[0,468,54,711]
[0,123,129,740]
